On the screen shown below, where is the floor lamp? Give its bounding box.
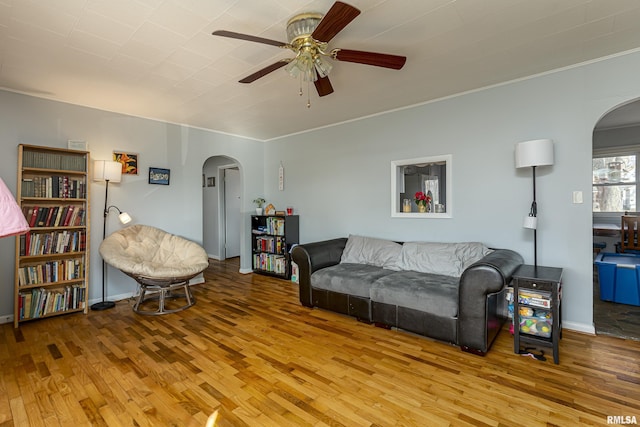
[515,139,554,268]
[92,160,131,311]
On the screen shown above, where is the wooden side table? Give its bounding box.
[512,264,563,364]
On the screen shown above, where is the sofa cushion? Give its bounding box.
[312,263,395,298]
[456,242,493,270]
[340,234,402,270]
[370,270,459,318]
[399,242,462,277]
[399,241,492,277]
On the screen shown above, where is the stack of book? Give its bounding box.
[17,285,86,320]
[23,205,85,227]
[18,258,84,286]
[21,176,86,198]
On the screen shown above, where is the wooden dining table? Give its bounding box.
[593,223,621,237]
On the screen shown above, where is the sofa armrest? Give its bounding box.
[458,249,524,353]
[291,238,348,307]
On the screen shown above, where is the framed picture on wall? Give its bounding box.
[149,167,170,185]
[68,140,88,151]
[113,151,138,175]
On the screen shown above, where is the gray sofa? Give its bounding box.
[291,235,523,355]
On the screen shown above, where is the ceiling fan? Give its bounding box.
[212,1,406,104]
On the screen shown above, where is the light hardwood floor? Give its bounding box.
[1,258,639,426]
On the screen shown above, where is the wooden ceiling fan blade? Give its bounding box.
[239,60,290,83]
[212,30,287,48]
[314,76,334,97]
[334,49,406,70]
[311,2,361,43]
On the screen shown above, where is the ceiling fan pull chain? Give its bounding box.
[299,73,303,97]
[307,80,311,108]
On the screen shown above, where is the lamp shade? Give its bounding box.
[0,177,29,238]
[93,160,122,182]
[118,211,132,224]
[523,215,538,229]
[515,139,554,168]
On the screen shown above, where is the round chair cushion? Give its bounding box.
[99,224,209,279]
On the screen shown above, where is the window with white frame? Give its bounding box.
[593,152,637,213]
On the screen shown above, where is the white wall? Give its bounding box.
[263,50,640,333]
[0,91,264,320]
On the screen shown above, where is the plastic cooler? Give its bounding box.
[594,253,640,306]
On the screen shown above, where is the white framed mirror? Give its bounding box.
[391,155,452,218]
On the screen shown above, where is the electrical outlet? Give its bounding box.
[573,191,583,204]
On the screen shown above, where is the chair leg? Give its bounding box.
[158,287,166,314]
[133,284,146,313]
[183,283,193,306]
[132,280,196,315]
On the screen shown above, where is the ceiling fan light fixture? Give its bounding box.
[285,47,330,82]
[284,12,331,83]
[314,55,332,78]
[286,13,323,44]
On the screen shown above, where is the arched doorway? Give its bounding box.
[592,98,640,340]
[202,156,242,261]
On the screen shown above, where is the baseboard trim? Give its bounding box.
[239,268,253,274]
[563,321,595,335]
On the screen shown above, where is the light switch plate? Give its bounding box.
[573,191,583,204]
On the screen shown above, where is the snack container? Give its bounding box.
[519,316,552,338]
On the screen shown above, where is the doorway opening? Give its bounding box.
[592,98,640,340]
[202,156,242,263]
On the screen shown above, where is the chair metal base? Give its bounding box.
[132,280,195,316]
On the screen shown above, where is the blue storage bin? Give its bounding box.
[594,253,640,306]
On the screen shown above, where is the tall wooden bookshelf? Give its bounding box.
[14,144,90,328]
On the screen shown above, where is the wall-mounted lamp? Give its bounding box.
[92,160,131,310]
[515,139,554,268]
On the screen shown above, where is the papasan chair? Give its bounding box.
[99,224,209,315]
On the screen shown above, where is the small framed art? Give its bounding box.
[113,151,138,175]
[149,167,170,185]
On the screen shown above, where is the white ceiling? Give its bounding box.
[2,0,640,141]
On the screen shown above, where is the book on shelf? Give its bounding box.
[28,207,37,227]
[62,206,74,226]
[35,207,47,227]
